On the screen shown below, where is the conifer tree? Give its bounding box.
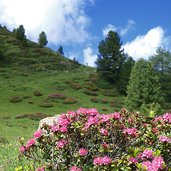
[38,31,48,47]
[125,59,162,111]
[96,31,125,84]
[57,45,64,55]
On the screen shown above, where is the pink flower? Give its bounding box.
[152,156,164,170]
[142,149,153,159]
[163,113,171,123]
[100,114,110,123]
[56,139,67,149]
[159,135,171,143]
[26,139,36,147]
[19,146,25,153]
[129,157,138,164]
[93,156,112,166]
[123,128,137,136]
[34,130,42,139]
[60,126,68,133]
[37,166,45,171]
[102,142,109,149]
[100,128,108,136]
[79,148,88,156]
[113,112,120,119]
[51,125,59,132]
[70,166,82,171]
[102,156,112,165]
[93,157,103,166]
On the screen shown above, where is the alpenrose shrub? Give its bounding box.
[18,108,171,171]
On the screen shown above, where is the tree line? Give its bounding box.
[96,30,171,114]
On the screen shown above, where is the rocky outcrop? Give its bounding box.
[38,115,59,130]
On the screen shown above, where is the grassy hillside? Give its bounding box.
[0,27,124,141]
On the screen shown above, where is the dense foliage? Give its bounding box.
[125,59,162,113]
[18,108,171,171]
[96,31,125,84]
[38,31,48,47]
[14,25,27,44]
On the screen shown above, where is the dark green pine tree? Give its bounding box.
[125,59,162,112]
[57,45,64,55]
[38,31,48,47]
[96,31,125,84]
[15,25,26,41]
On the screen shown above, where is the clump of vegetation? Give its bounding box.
[48,93,66,99]
[102,89,119,97]
[33,90,42,96]
[39,101,54,108]
[91,97,99,103]
[70,82,82,90]
[63,97,77,104]
[10,96,23,103]
[15,113,49,120]
[100,98,109,103]
[83,89,98,96]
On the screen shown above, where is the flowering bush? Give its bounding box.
[18,108,171,171]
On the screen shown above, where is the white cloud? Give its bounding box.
[0,0,93,45]
[83,47,97,67]
[123,26,165,60]
[120,20,135,36]
[102,20,135,37]
[103,24,117,37]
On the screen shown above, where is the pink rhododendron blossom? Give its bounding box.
[123,128,137,136]
[159,135,171,143]
[51,125,59,132]
[152,156,164,170]
[37,166,45,171]
[34,130,42,139]
[142,149,153,159]
[100,128,108,136]
[93,156,112,166]
[102,142,109,148]
[56,139,68,149]
[19,146,25,153]
[100,114,110,123]
[60,126,68,133]
[79,148,88,156]
[26,139,36,147]
[70,166,82,171]
[113,112,120,119]
[163,113,171,123]
[129,157,138,164]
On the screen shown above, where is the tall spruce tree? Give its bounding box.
[57,45,64,55]
[38,31,48,47]
[96,31,125,84]
[125,59,162,111]
[149,47,171,102]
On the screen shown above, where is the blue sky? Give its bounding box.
[0,0,171,66]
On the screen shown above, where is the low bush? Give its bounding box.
[10,96,22,103]
[33,90,42,96]
[63,97,77,104]
[83,89,98,96]
[100,98,109,104]
[48,93,66,99]
[102,89,119,97]
[39,101,54,108]
[18,108,171,171]
[15,113,49,120]
[91,97,99,103]
[70,83,82,90]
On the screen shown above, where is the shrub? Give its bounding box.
[84,82,99,91]
[91,97,99,103]
[70,83,82,90]
[102,107,108,111]
[10,96,22,103]
[15,113,49,121]
[63,97,77,104]
[83,89,98,96]
[39,101,53,108]
[18,108,171,170]
[33,90,42,96]
[48,93,66,99]
[102,89,119,97]
[100,98,109,103]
